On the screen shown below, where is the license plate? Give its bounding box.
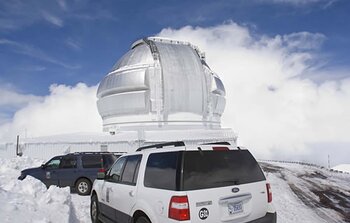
[228,202,243,215]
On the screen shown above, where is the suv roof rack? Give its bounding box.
[137,141,185,151]
[201,141,231,145]
[67,152,117,155]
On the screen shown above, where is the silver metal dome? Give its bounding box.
[97,37,226,132]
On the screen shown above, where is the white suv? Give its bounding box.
[90,142,277,223]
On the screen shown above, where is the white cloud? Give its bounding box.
[261,0,337,6]
[0,86,43,125]
[270,0,321,3]
[0,1,65,31]
[158,22,350,164]
[0,83,102,141]
[65,38,81,50]
[281,32,326,50]
[258,0,339,9]
[0,1,118,31]
[0,88,42,108]
[57,0,68,11]
[0,38,79,69]
[42,11,63,27]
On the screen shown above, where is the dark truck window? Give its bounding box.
[182,150,265,190]
[82,155,102,168]
[144,152,180,190]
[121,155,142,185]
[60,156,77,169]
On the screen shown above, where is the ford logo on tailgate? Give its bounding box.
[232,187,240,193]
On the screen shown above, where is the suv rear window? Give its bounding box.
[182,150,265,190]
[82,155,102,168]
[144,150,265,191]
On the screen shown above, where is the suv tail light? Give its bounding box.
[212,146,229,151]
[266,183,272,203]
[169,196,190,221]
[99,158,105,173]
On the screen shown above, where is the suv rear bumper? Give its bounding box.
[249,212,277,223]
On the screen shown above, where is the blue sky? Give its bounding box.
[0,0,349,96]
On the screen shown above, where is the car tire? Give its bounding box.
[136,216,151,223]
[91,195,101,223]
[76,178,91,195]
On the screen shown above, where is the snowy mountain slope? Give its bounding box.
[260,161,350,223]
[0,156,349,223]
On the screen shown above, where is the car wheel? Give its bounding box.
[91,195,101,223]
[76,178,91,195]
[136,216,151,223]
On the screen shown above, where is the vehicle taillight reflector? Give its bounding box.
[212,146,229,151]
[169,196,190,221]
[266,183,272,203]
[98,168,105,173]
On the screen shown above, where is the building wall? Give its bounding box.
[0,143,16,158]
[0,141,134,160]
[1,129,236,160]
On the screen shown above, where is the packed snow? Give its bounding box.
[0,156,349,223]
[261,161,350,223]
[0,156,90,223]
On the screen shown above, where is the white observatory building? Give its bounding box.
[97,37,229,134]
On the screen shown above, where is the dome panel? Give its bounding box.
[97,69,149,98]
[111,44,153,72]
[154,42,207,115]
[97,90,149,117]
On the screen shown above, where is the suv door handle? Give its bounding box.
[129,190,135,197]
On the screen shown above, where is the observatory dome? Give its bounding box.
[97,37,226,133]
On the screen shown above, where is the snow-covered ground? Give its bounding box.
[261,161,350,223]
[0,157,349,222]
[0,156,90,223]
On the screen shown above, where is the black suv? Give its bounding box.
[18,152,120,195]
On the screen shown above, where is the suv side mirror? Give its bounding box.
[97,172,106,180]
[40,164,46,169]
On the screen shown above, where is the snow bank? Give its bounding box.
[0,156,83,223]
[267,174,327,223]
[262,161,350,223]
